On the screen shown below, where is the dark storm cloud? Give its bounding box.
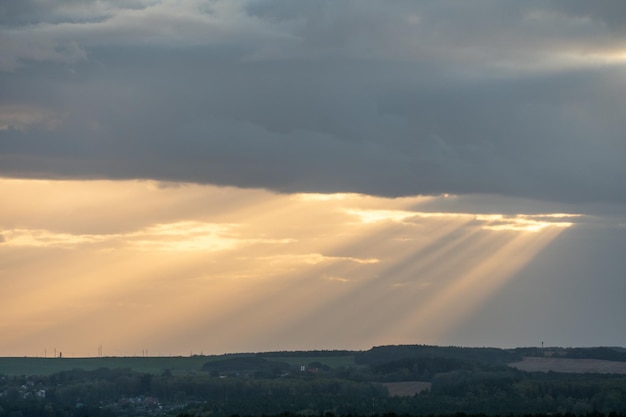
[550,0,626,33]
[1,0,625,207]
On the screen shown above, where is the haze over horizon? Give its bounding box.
[1,1,625,357]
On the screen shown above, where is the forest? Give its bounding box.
[0,345,625,417]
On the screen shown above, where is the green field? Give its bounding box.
[0,356,212,376]
[0,354,356,376]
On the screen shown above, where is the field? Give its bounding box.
[510,356,626,374]
[0,356,213,376]
[0,353,356,376]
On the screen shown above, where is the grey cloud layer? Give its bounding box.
[1,0,625,205]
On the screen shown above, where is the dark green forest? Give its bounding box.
[1,345,625,417]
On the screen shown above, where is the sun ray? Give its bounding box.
[383,226,566,344]
[0,178,580,355]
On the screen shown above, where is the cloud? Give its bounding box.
[253,253,379,266]
[0,104,65,131]
[344,207,579,232]
[1,228,111,248]
[0,221,286,252]
[1,1,626,208]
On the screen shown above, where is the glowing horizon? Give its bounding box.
[0,178,580,357]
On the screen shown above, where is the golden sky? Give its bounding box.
[0,178,580,357]
[3,2,626,357]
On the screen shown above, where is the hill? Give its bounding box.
[510,357,626,374]
[2,345,626,416]
[2,345,626,377]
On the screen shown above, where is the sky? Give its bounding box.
[0,0,625,357]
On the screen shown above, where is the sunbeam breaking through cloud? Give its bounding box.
[0,178,594,356]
